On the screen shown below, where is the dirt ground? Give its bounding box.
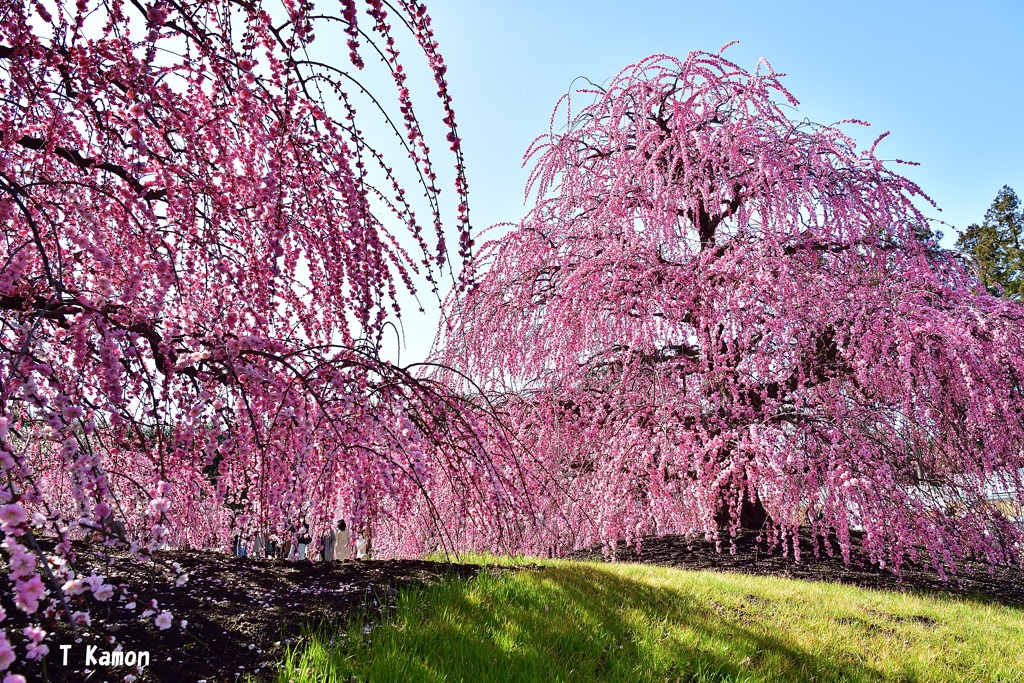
[3,542,481,683]
[4,530,1022,682]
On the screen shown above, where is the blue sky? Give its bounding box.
[378,0,1024,361]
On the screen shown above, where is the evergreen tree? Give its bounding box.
[957,186,1024,299]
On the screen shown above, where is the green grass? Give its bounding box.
[277,559,1024,682]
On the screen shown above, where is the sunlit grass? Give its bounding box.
[277,559,1024,682]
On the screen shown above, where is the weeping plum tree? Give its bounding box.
[0,0,524,669]
[442,49,1024,569]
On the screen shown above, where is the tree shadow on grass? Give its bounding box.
[290,564,897,682]
[567,530,1024,611]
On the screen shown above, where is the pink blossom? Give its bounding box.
[25,642,48,661]
[14,575,46,614]
[0,505,27,532]
[21,627,44,644]
[0,632,13,670]
[154,611,173,630]
[83,574,104,592]
[7,546,35,579]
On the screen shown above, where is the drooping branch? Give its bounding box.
[0,2,508,667]
[443,50,1024,567]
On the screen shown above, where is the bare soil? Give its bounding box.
[3,542,481,682]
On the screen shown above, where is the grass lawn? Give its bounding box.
[276,559,1024,682]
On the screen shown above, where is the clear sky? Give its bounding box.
[379,0,1024,363]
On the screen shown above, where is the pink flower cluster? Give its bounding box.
[0,0,501,675]
[441,50,1024,569]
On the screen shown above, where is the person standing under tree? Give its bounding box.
[284,523,296,560]
[322,524,336,562]
[265,533,280,559]
[296,520,312,560]
[356,525,372,560]
[336,519,351,560]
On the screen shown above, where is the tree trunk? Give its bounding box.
[714,493,769,530]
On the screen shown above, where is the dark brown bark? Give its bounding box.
[714,493,770,530]
[6,134,167,201]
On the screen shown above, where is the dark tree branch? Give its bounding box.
[7,134,167,201]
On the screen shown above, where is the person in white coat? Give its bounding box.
[355,525,372,560]
[336,519,351,560]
